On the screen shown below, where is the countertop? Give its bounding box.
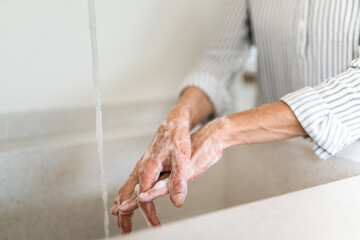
[118,175,360,240]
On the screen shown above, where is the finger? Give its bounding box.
[139,141,171,191]
[169,149,189,207]
[111,205,119,215]
[138,177,169,202]
[117,174,138,204]
[138,159,166,194]
[137,201,161,227]
[118,196,138,213]
[119,212,133,234]
[118,183,139,213]
[111,197,121,215]
[112,198,139,215]
[117,172,171,212]
[136,180,161,227]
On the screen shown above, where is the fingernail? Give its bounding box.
[172,194,185,207]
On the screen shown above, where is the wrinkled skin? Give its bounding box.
[110,86,306,234]
[110,105,192,234]
[113,117,229,218]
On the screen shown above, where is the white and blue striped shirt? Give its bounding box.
[181,0,360,160]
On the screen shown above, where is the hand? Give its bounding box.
[111,87,214,234]
[120,117,230,206]
[121,101,307,205]
[110,105,192,233]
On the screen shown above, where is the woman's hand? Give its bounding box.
[121,101,307,205]
[110,105,192,233]
[110,87,214,234]
[119,116,231,206]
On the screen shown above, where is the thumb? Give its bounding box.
[137,177,170,202]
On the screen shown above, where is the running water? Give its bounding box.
[87,0,110,238]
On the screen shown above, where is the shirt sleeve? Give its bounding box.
[180,0,252,116]
[281,56,360,160]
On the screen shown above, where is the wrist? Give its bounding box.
[207,116,238,149]
[216,115,245,149]
[177,87,214,128]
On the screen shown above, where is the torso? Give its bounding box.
[248,0,360,103]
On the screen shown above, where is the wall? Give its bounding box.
[0,0,228,113]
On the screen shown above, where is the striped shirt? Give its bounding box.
[180,0,360,160]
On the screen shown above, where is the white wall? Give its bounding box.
[0,0,228,113]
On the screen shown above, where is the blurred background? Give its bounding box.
[0,0,256,114]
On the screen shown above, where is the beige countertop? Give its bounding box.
[118,175,360,240]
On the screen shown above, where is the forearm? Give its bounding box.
[168,87,214,129]
[221,101,306,148]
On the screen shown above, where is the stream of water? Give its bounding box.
[87,0,110,238]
